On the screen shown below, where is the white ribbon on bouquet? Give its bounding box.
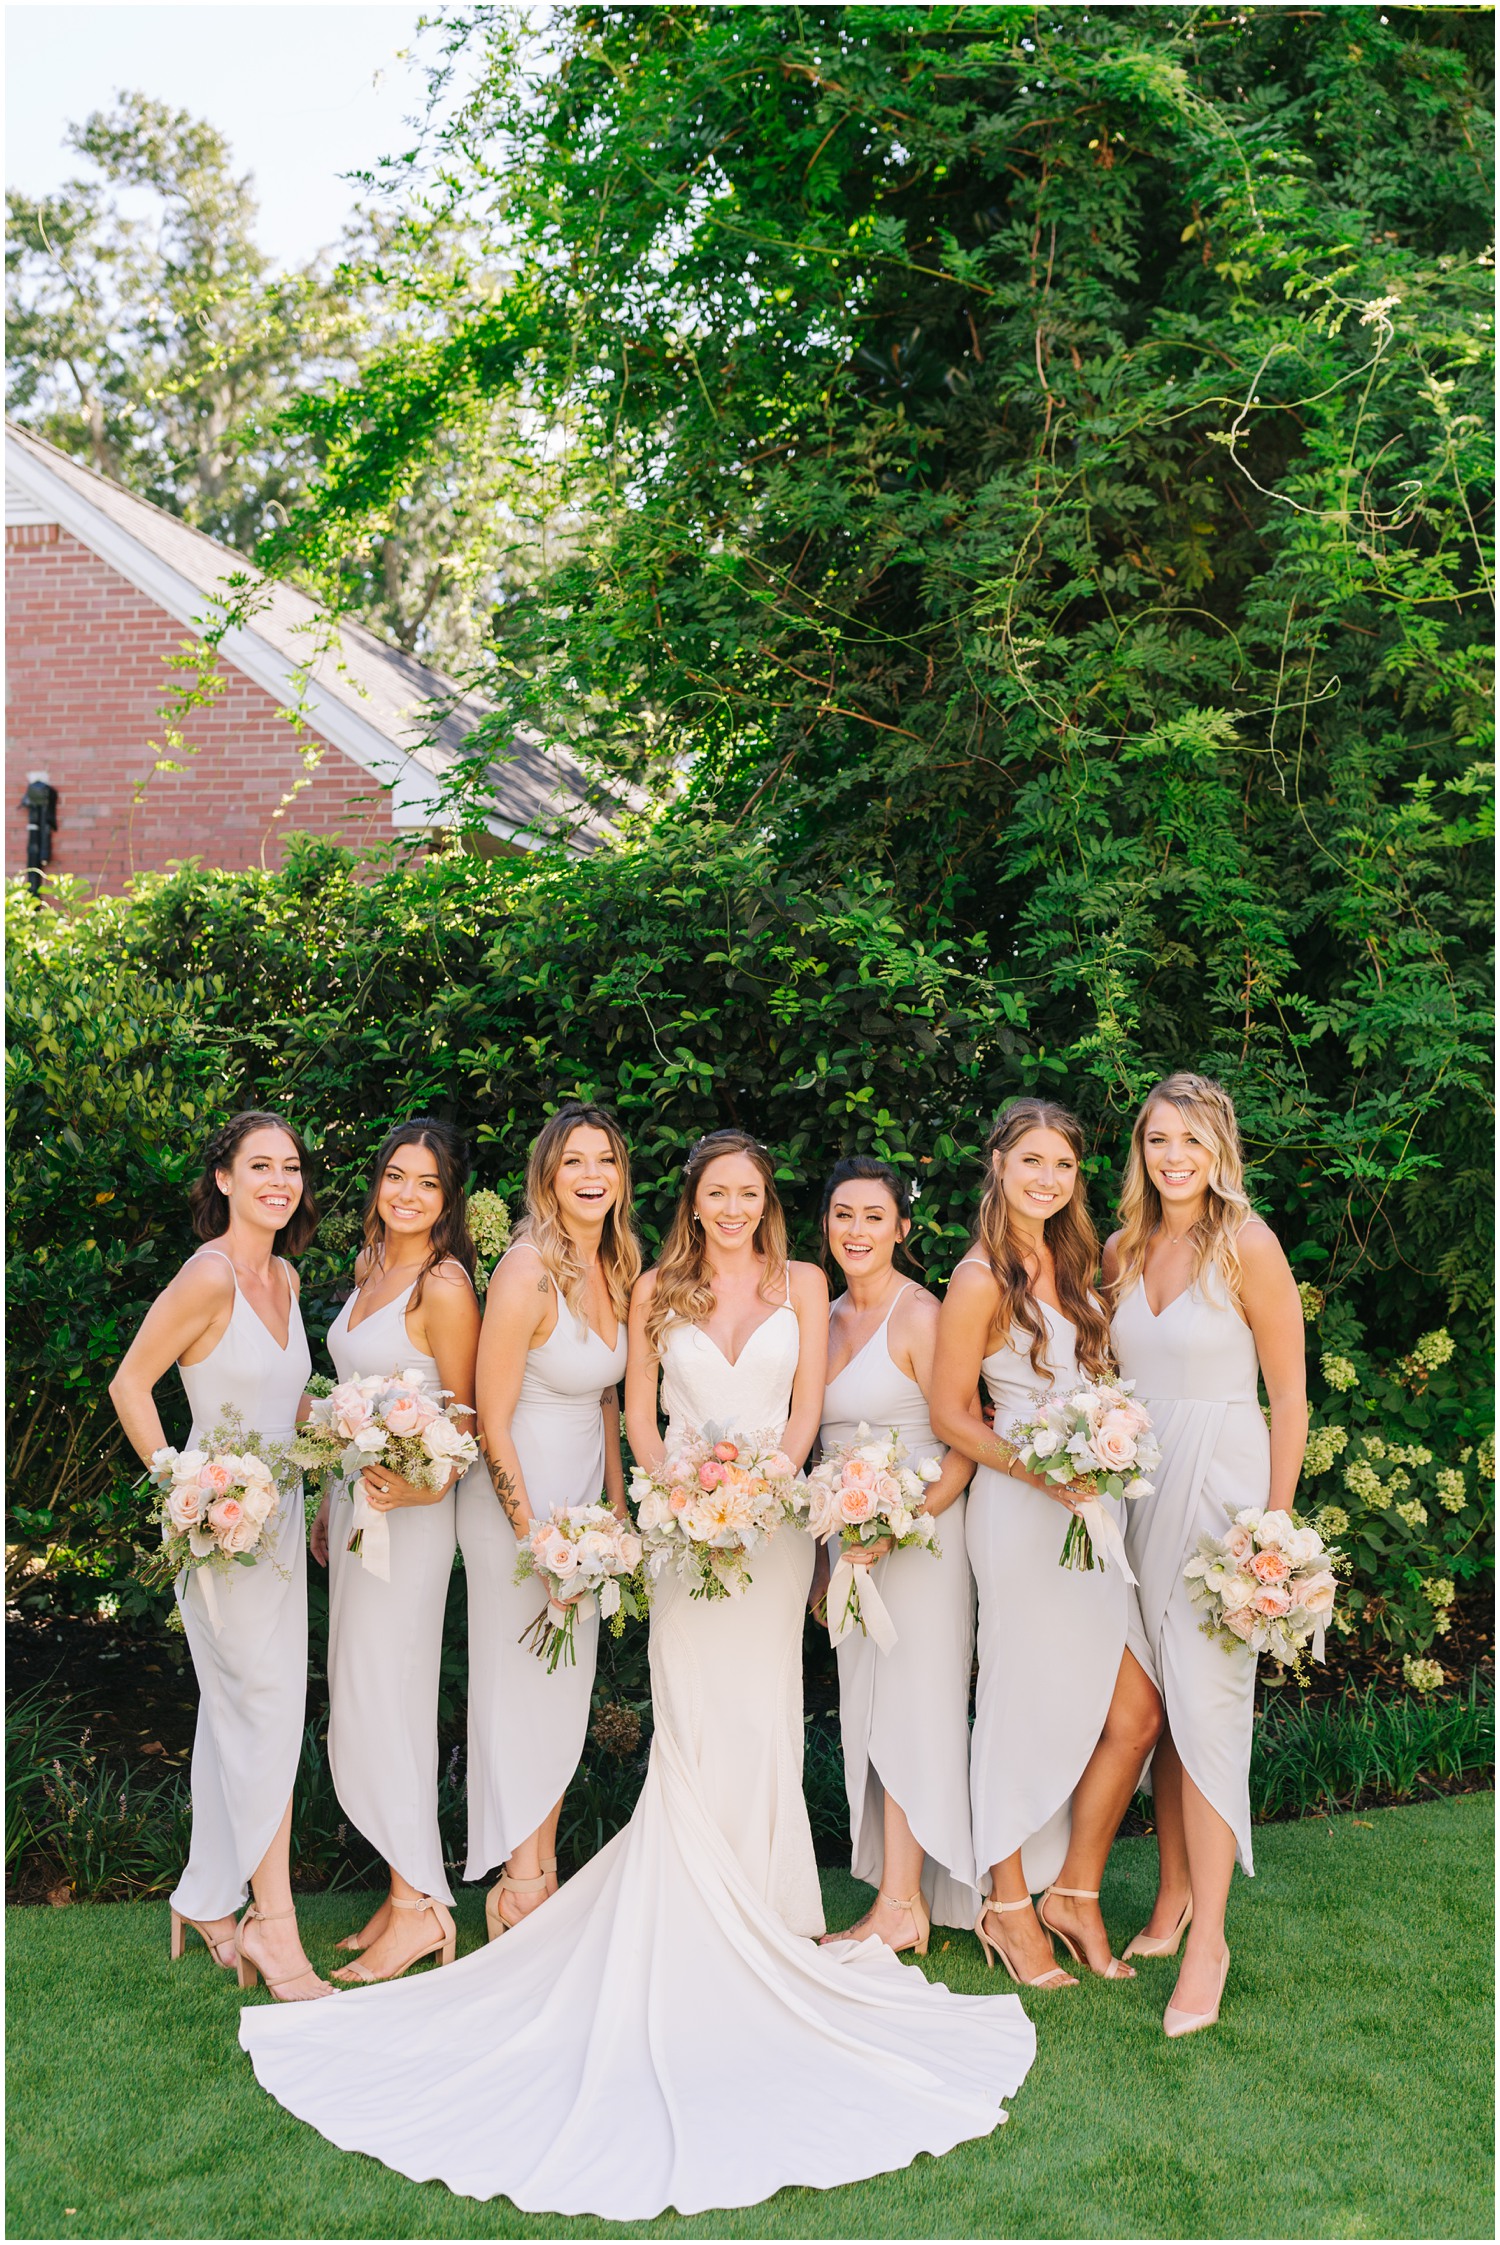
[826,1551,899,1653]
[1071,1497,1139,1586]
[348,1477,392,1580]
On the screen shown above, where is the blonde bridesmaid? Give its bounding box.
[109,1112,328,2001]
[461,1103,637,1936]
[930,1101,1160,1990]
[310,1119,481,1984]
[1104,1073,1306,2037]
[815,1156,979,1951]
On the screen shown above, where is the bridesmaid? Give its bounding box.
[309,1119,480,1984]
[930,1100,1159,1990]
[109,1111,328,2001]
[462,1102,637,1938]
[1104,1073,1306,2037]
[815,1156,979,1952]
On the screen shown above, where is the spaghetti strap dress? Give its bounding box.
[171,1251,312,1921]
[239,1270,1035,2219]
[324,1282,465,1902]
[963,1264,1129,1893]
[457,1248,628,1879]
[820,1283,979,1928]
[1112,1266,1265,1873]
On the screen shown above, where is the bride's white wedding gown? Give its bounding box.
[239,1288,1036,2219]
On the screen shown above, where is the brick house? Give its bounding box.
[5,423,614,892]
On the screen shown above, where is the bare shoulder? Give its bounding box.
[425,1257,478,1299]
[789,1259,829,1307]
[174,1250,236,1310]
[1100,1229,1124,1282]
[492,1240,545,1296]
[944,1252,998,1299]
[1237,1216,1290,1278]
[892,1281,940,1337]
[631,1265,660,1308]
[284,1261,303,1300]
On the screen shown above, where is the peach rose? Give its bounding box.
[198,1460,234,1496]
[1252,1584,1292,1617]
[166,1483,205,1533]
[842,1457,877,1491]
[840,1487,878,1525]
[382,1394,426,1437]
[766,1452,795,1480]
[668,1485,692,1514]
[617,1532,643,1571]
[1221,1523,1255,1562]
[333,1395,373,1439]
[870,1471,901,1508]
[1092,1412,1140,1471]
[1298,1571,1337,1616]
[1224,1606,1258,1641]
[1250,1548,1291,1584]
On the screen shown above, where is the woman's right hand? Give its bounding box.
[310,1495,331,1566]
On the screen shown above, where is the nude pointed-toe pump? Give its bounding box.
[1123,1894,1193,1961]
[333,1894,456,1985]
[1038,1883,1135,1980]
[1163,1948,1230,2039]
[974,1896,1077,1989]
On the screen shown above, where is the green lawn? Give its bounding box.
[8,1795,1493,2242]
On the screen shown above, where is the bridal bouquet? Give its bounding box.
[141,1409,284,1631]
[630,1426,808,1600]
[807,1423,942,1650]
[289,1369,477,1579]
[1007,1378,1160,1576]
[513,1504,646,1671]
[1184,1507,1340,1671]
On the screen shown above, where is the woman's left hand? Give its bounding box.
[847,1535,895,1567]
[360,1464,450,1511]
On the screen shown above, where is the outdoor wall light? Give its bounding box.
[20,771,58,895]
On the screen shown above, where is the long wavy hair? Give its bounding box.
[970,1099,1111,1378]
[359,1118,476,1310]
[645,1130,789,1353]
[1110,1073,1254,1310]
[189,1111,318,1254]
[517,1102,642,1324]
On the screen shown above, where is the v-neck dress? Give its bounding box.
[458,1245,628,1880]
[964,1269,1130,1892]
[820,1284,979,1928]
[325,1281,466,1902]
[171,1249,312,1921]
[1112,1266,1266,1874]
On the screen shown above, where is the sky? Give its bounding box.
[6,3,435,269]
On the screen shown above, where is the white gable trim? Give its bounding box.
[5,438,452,829]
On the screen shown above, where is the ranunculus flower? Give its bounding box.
[712,1441,739,1463]
[698,1460,726,1489]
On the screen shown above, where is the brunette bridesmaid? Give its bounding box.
[109,1112,327,2001]
[930,1101,1160,1990]
[1103,1073,1306,2037]
[815,1157,979,1951]
[310,1120,481,1983]
[461,1103,637,1937]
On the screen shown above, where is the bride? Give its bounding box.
[240,1130,1036,2219]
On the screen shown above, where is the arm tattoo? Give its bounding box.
[484,1450,525,1531]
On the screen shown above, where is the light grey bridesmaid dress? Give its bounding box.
[325,1280,467,1902]
[1112,1262,1265,1873]
[171,1250,312,1920]
[819,1282,979,1928]
[964,1267,1129,1894]
[458,1244,628,1880]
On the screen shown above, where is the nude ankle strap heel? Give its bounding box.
[169,1909,236,1969]
[1038,1884,1135,1980]
[973,1895,1077,1989]
[333,1893,457,1983]
[486,1870,549,1943]
[877,1887,931,1958]
[235,1905,330,2000]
